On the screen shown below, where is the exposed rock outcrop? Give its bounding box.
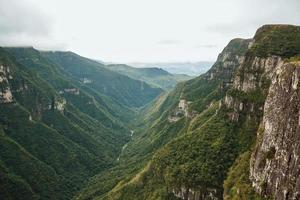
[173,187,218,200]
[224,55,284,122]
[168,99,196,122]
[0,65,13,103]
[250,61,300,200]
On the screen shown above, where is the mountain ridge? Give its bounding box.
[128,61,213,76]
[105,64,192,90]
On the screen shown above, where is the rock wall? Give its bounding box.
[172,187,218,200]
[222,25,300,200]
[250,61,300,200]
[222,53,299,200]
[0,65,13,103]
[224,56,284,122]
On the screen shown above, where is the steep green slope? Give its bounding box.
[0,46,163,199]
[7,47,135,123]
[76,38,251,200]
[42,51,163,108]
[118,38,251,165]
[0,125,59,200]
[0,47,125,199]
[5,47,134,156]
[106,64,192,90]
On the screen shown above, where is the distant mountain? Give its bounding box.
[41,51,163,108]
[128,61,214,76]
[106,64,192,90]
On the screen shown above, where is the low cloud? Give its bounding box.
[0,0,65,49]
[0,0,52,35]
[206,0,300,37]
[0,0,299,61]
[194,44,217,48]
[157,39,182,45]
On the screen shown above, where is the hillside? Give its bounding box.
[40,51,163,108]
[77,25,300,200]
[106,64,192,90]
[0,47,162,199]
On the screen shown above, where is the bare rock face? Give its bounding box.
[172,187,218,200]
[0,65,13,103]
[204,38,251,84]
[250,61,300,200]
[224,56,284,122]
[233,56,284,92]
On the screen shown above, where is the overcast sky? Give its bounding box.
[0,0,299,63]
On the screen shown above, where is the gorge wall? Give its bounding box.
[250,61,300,200]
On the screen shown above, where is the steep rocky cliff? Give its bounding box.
[0,64,13,103]
[250,60,300,200]
[224,24,300,200]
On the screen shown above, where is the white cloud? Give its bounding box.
[0,0,50,35]
[157,40,182,45]
[0,0,66,49]
[194,44,217,49]
[0,0,299,62]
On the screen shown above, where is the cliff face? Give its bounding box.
[224,55,284,122]
[171,25,300,200]
[223,25,300,200]
[250,60,300,200]
[0,64,13,103]
[227,25,300,200]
